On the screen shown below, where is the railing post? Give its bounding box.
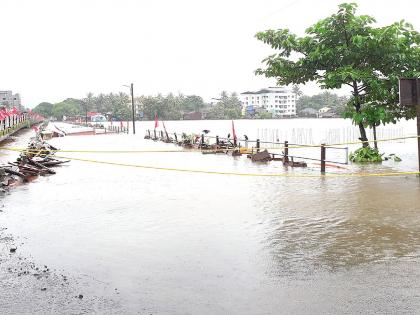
[284,141,289,164]
[256,139,260,152]
[321,143,326,174]
[344,147,349,164]
[216,135,219,146]
[174,133,178,143]
[154,129,157,139]
[201,134,205,148]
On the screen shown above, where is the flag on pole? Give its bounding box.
[231,120,237,141]
[154,113,159,129]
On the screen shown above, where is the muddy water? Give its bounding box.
[1,119,420,314]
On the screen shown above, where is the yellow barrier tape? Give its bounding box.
[259,135,420,150]
[53,154,420,178]
[3,147,190,154]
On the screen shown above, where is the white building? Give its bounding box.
[239,87,296,117]
[0,90,21,108]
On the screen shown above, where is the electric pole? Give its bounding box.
[131,83,136,134]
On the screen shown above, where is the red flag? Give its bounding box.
[11,107,19,115]
[154,113,159,129]
[231,120,237,140]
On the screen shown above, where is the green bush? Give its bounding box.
[349,147,383,163]
[349,147,402,163]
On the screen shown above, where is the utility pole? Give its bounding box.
[130,83,136,134]
[399,78,420,173]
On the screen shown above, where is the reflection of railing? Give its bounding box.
[257,126,406,145]
[107,125,129,134]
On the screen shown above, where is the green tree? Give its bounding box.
[205,91,242,119]
[52,98,83,120]
[256,2,420,147]
[33,102,54,118]
[292,85,303,99]
[111,92,131,120]
[180,95,205,112]
[296,91,349,115]
[95,93,107,113]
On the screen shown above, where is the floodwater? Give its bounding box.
[1,119,420,314]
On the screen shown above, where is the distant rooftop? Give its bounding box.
[240,87,290,95]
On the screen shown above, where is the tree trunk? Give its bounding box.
[353,81,369,148]
[357,122,369,147]
[373,124,378,150]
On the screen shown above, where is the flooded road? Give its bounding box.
[1,119,420,314]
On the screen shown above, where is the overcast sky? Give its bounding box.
[1,0,419,107]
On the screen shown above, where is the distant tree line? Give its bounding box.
[32,89,352,121]
[296,91,349,115]
[32,91,242,121]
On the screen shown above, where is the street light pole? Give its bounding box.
[130,83,136,134]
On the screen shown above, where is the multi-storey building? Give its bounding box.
[0,90,21,108]
[239,87,296,117]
